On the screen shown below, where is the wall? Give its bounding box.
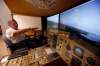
[0,0,11,34]
[0,0,11,58]
[0,0,42,34]
[14,14,42,30]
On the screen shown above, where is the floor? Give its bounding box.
[0,35,10,60]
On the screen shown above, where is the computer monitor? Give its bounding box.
[47,14,59,30]
[60,0,100,44]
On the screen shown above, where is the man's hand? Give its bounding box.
[29,27,38,31]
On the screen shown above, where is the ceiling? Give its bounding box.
[4,0,89,17]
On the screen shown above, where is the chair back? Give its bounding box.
[2,36,13,48]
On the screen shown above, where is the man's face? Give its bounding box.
[8,20,18,30]
[12,21,18,30]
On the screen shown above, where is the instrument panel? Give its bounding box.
[56,31,100,66]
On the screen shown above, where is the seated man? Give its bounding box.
[4,19,38,53]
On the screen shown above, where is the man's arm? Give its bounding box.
[13,28,38,37]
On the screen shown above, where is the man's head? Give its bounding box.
[8,19,18,30]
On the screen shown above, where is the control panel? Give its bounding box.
[56,31,100,66]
